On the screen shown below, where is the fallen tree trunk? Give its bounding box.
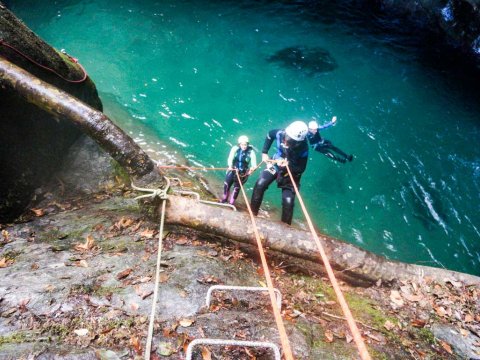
[0,57,157,180]
[164,195,480,287]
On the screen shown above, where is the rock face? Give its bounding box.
[0,4,103,222]
[372,0,480,61]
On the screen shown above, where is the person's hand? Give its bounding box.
[332,116,337,124]
[276,158,288,167]
[262,153,270,162]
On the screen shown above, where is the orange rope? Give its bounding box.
[157,165,230,171]
[235,170,295,360]
[285,164,371,360]
[157,161,264,179]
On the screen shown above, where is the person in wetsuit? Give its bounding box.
[250,121,309,225]
[221,135,257,205]
[306,116,353,163]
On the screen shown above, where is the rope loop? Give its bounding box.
[131,177,170,200]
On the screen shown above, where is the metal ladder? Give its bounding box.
[185,285,283,360]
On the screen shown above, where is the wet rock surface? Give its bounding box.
[1,188,478,359]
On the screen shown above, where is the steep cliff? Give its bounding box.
[0,3,102,222]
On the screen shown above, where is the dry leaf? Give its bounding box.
[324,329,334,343]
[345,333,353,343]
[435,306,447,317]
[444,278,462,288]
[180,318,195,327]
[176,237,188,245]
[0,257,9,268]
[74,328,89,336]
[159,273,169,283]
[116,217,134,230]
[440,340,453,354]
[116,268,133,280]
[74,235,96,252]
[403,293,423,302]
[30,208,45,217]
[366,332,382,342]
[201,346,212,360]
[130,336,142,354]
[411,319,426,328]
[384,320,396,331]
[77,260,89,268]
[390,290,404,307]
[465,313,474,322]
[140,229,156,238]
[1,308,17,317]
[460,328,469,337]
[130,302,139,311]
[1,230,9,241]
[44,284,56,292]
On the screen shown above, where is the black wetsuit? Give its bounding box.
[250,129,309,225]
[306,131,352,163]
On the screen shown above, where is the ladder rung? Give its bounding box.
[206,285,282,310]
[186,338,281,360]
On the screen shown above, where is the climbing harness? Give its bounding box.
[0,39,88,83]
[131,178,170,360]
[284,164,372,360]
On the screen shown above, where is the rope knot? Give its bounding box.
[131,177,170,200]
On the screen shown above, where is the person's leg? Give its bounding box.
[229,173,248,204]
[250,170,276,215]
[222,171,235,203]
[318,141,351,163]
[329,143,353,162]
[281,187,296,225]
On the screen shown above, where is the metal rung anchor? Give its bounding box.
[186,338,281,360]
[206,285,282,310]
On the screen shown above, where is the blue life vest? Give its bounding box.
[233,146,253,172]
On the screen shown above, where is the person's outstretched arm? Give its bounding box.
[318,116,337,130]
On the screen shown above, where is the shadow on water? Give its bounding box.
[266,45,338,75]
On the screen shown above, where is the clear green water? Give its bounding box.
[10,0,480,275]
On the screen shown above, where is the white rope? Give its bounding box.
[131,179,169,360]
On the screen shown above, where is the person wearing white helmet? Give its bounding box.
[307,116,353,163]
[250,120,309,225]
[221,135,257,205]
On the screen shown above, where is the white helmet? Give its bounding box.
[285,121,308,141]
[308,120,319,130]
[237,135,249,144]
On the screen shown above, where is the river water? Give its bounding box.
[10,0,480,275]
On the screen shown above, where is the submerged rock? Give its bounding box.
[267,46,338,75]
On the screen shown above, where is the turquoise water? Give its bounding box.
[10,0,480,275]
